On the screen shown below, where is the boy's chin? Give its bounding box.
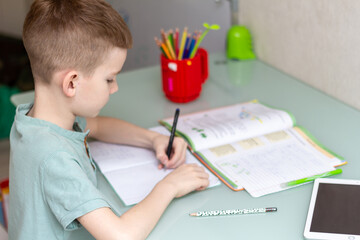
[88,111,100,118]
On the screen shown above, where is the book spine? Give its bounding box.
[193,152,243,191]
[159,120,197,150]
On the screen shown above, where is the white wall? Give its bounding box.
[239,0,360,110]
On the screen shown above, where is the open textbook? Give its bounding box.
[89,126,220,206]
[159,100,346,197]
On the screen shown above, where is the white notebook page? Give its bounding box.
[89,126,220,205]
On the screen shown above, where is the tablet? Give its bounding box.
[304,178,360,240]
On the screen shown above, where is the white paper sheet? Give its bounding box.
[89,126,220,205]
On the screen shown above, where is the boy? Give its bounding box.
[9,0,209,239]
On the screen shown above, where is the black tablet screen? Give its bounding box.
[310,183,360,234]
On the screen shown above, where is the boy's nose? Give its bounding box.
[110,81,118,94]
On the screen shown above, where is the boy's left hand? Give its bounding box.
[152,134,187,169]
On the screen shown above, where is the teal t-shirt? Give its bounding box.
[9,103,112,240]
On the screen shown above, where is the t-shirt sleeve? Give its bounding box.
[41,151,111,231]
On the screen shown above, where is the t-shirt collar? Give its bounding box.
[16,103,90,141]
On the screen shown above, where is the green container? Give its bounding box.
[0,86,19,139]
[226,25,256,60]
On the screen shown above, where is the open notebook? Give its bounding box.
[160,100,347,197]
[89,126,220,206]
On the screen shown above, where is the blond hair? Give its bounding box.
[23,0,132,82]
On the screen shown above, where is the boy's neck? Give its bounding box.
[28,84,76,131]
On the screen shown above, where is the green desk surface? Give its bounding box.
[11,53,360,239]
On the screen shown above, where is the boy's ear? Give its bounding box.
[62,71,80,97]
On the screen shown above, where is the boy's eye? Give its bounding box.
[106,79,114,83]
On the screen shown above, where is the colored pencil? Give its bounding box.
[182,34,191,60]
[154,37,171,59]
[168,29,175,54]
[160,29,167,44]
[156,27,209,60]
[186,35,196,59]
[174,28,179,56]
[165,35,176,60]
[178,27,188,60]
[189,29,208,58]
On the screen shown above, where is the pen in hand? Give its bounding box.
[166,108,180,163]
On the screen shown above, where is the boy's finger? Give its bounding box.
[167,144,187,168]
[170,155,186,168]
[196,179,210,191]
[158,163,165,169]
[167,153,185,168]
[156,154,169,168]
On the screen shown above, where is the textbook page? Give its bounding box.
[160,100,294,151]
[196,127,344,196]
[89,126,220,206]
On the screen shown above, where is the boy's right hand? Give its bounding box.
[159,164,210,198]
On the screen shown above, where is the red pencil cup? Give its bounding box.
[160,48,209,103]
